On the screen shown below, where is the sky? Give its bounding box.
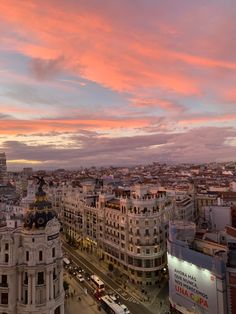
[0,0,236,169]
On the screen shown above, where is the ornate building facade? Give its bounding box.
[0,178,64,314]
[62,184,176,285]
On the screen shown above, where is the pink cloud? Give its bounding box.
[131,97,185,113]
[179,114,236,125]
[2,0,236,97]
[0,117,151,135]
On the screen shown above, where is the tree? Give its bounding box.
[63,280,69,291]
[108,263,114,272]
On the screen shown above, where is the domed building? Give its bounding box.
[0,178,64,314]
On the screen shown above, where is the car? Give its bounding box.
[84,272,91,280]
[110,295,117,302]
[77,274,85,282]
[120,304,130,314]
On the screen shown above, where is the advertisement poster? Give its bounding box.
[168,253,218,313]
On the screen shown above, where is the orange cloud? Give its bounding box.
[0,118,151,135]
[131,97,184,113]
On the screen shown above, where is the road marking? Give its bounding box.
[127,296,141,304]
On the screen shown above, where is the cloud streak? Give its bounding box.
[1,127,235,169]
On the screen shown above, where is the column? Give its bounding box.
[50,271,54,300]
[46,271,50,301]
[60,304,65,314]
[32,274,36,305]
[28,275,32,305]
[18,271,22,301]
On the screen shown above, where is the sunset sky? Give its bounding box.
[0,0,236,169]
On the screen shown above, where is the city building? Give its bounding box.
[0,152,8,185]
[0,178,64,313]
[167,220,229,314]
[174,192,195,221]
[62,184,176,285]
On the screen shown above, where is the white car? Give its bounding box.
[109,294,118,302]
[120,304,130,314]
[77,274,85,282]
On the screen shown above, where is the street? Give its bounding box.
[64,271,106,314]
[63,241,169,314]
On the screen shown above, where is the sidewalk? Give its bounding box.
[64,272,105,314]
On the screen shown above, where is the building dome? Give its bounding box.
[24,177,57,229]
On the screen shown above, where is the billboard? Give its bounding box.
[168,253,218,313]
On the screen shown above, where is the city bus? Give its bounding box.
[100,295,129,314]
[90,274,105,293]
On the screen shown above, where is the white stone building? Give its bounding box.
[62,184,176,285]
[0,179,64,314]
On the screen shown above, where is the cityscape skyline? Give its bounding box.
[1,1,236,169]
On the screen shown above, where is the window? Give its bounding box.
[53,268,57,280]
[5,254,8,263]
[1,275,7,287]
[5,244,8,251]
[137,248,140,254]
[37,272,44,285]
[1,293,8,305]
[146,248,150,254]
[24,272,28,285]
[26,251,29,261]
[39,251,43,261]
[145,260,151,268]
[52,248,55,258]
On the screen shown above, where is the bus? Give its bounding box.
[100,295,129,314]
[90,275,105,293]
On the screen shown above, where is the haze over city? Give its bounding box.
[0,0,236,169]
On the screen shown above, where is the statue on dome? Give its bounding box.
[35,176,47,192]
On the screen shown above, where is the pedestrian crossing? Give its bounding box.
[126,296,141,304]
[114,290,141,304]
